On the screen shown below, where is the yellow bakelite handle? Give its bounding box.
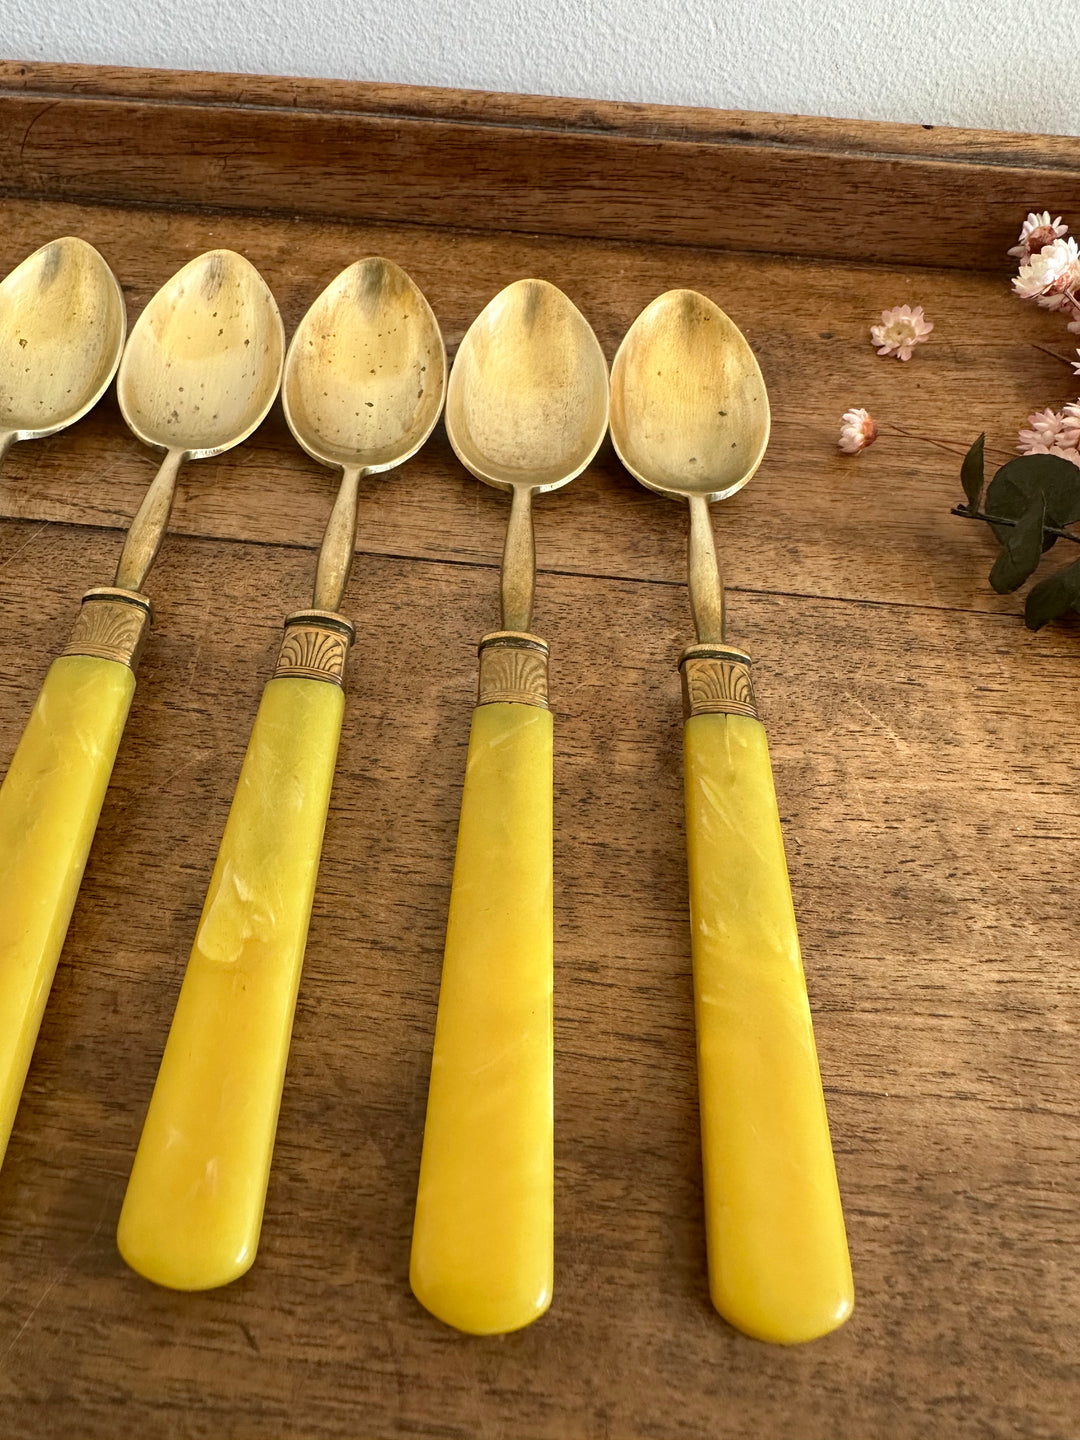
[684,710,854,1344]
[411,701,554,1335]
[0,655,135,1169]
[117,675,344,1291]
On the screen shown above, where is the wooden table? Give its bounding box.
[0,62,1077,1439]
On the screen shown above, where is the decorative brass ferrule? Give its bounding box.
[679,643,759,722]
[62,586,153,670]
[274,609,355,687]
[477,631,549,709]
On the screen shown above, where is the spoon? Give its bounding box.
[118,257,446,1291]
[0,236,126,466]
[410,278,608,1335]
[609,289,853,1345]
[0,250,284,1176]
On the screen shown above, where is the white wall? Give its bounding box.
[4,0,1078,137]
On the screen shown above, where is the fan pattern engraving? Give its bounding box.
[63,591,152,669]
[680,653,759,720]
[274,618,351,686]
[477,634,549,709]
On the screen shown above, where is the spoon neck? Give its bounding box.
[500,485,536,634]
[687,494,725,645]
[311,465,364,615]
[113,448,187,594]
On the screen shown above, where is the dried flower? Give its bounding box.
[1019,408,1077,452]
[1072,350,1080,378]
[1013,237,1080,300]
[839,407,878,454]
[1008,211,1068,262]
[870,304,933,361]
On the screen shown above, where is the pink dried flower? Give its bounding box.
[1018,407,1069,450]
[870,304,933,361]
[839,407,878,454]
[1013,237,1080,300]
[1062,401,1080,448]
[1008,211,1068,262]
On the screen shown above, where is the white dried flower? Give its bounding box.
[1013,237,1080,300]
[839,407,878,454]
[870,304,933,361]
[1008,211,1068,262]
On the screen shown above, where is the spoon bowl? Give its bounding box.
[446,277,608,495]
[610,288,770,503]
[117,249,284,458]
[0,236,125,442]
[283,256,446,474]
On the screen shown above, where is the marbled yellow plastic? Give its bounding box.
[0,654,134,1169]
[411,701,554,1335]
[684,710,853,1345]
[117,675,344,1291]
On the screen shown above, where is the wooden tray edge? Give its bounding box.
[1,61,1078,269]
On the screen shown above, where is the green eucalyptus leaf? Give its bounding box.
[960,433,985,510]
[986,454,1080,550]
[1024,557,1080,629]
[989,494,1046,593]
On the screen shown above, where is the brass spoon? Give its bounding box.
[410,278,608,1335]
[0,250,284,1177]
[0,236,126,466]
[283,255,447,611]
[609,288,853,1345]
[113,248,284,592]
[443,277,609,633]
[118,257,446,1291]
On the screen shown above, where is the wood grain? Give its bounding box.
[0,62,1077,1440]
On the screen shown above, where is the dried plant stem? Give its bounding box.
[951,504,1080,545]
[888,423,1013,462]
[1032,342,1076,367]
